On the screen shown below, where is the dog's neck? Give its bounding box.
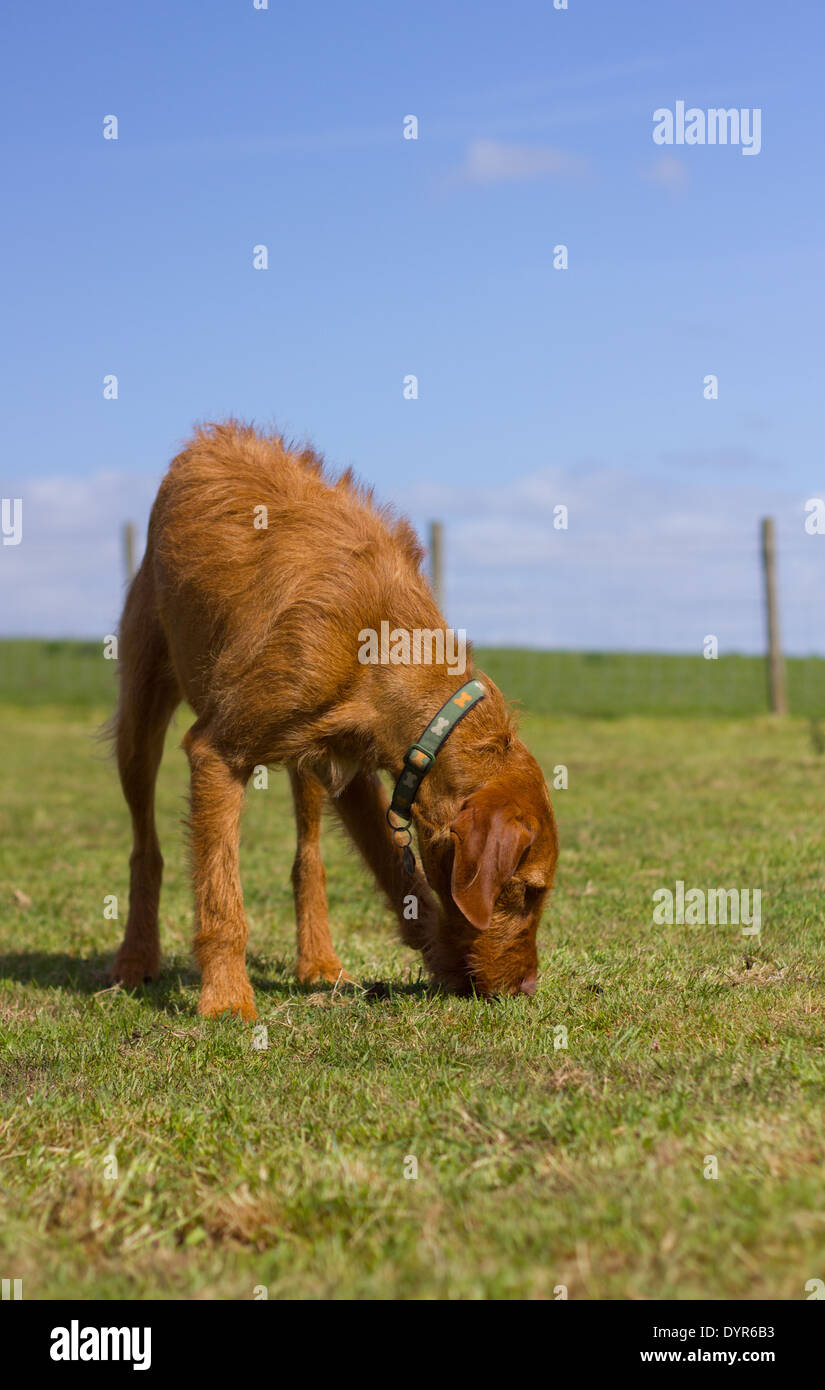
[371,666,514,829]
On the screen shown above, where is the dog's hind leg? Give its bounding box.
[332,772,440,952]
[289,768,353,985]
[111,566,181,987]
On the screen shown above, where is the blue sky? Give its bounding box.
[1,0,823,651]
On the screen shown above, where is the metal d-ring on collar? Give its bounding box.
[386,678,487,874]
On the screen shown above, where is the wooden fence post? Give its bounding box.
[123,522,136,587]
[429,520,444,613]
[760,517,788,715]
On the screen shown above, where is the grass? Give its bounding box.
[0,652,824,1298]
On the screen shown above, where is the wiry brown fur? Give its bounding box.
[110,421,558,1018]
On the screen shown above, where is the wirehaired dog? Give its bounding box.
[111,422,558,1018]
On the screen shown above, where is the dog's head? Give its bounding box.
[416,751,558,998]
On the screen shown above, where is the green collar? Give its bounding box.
[387,678,487,872]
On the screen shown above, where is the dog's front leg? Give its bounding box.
[183,724,257,1021]
[332,771,440,952]
[289,768,353,985]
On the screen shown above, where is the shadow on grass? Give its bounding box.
[0,951,433,1011]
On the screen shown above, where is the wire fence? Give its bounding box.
[1,512,822,718]
[2,639,824,719]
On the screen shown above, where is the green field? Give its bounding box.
[3,637,825,717]
[1,644,824,1299]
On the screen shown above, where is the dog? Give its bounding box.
[110,422,558,1018]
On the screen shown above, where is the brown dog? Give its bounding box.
[110,422,558,1018]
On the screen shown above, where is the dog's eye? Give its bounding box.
[525,885,548,912]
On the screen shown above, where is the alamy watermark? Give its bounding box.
[50,1322,151,1370]
[653,102,762,156]
[652,880,761,934]
[358,622,466,677]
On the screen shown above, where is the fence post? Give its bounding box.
[123,522,136,587]
[760,517,788,715]
[428,520,444,613]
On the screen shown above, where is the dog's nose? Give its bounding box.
[519,975,537,996]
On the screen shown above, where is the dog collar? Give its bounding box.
[387,678,487,872]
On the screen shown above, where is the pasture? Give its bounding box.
[0,643,823,1299]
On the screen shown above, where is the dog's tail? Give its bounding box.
[100,544,181,761]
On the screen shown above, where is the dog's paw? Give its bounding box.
[296,958,354,987]
[197,981,258,1021]
[110,950,161,988]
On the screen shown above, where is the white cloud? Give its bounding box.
[1,464,823,658]
[0,470,159,638]
[457,139,585,185]
[641,154,688,196]
[396,467,825,655]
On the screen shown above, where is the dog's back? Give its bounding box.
[139,421,436,736]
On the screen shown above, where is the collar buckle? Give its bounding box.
[403,743,434,774]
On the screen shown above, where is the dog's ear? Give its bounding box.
[450,793,536,930]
